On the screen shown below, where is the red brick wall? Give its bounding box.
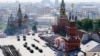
[68,28,77,36]
[52,25,58,33]
[58,19,68,26]
[65,39,80,51]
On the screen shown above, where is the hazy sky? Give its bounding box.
[0,0,100,3]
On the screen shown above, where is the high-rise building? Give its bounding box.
[41,0,51,4]
[15,0,19,4]
[81,6,99,19]
[55,0,59,9]
[41,0,52,6]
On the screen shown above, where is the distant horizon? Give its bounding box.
[0,0,100,3]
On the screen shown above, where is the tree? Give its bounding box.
[0,23,6,29]
[4,25,16,35]
[96,19,100,30]
[81,19,93,31]
[76,20,82,29]
[32,22,38,32]
[32,25,37,32]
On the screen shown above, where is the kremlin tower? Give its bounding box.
[52,0,80,51]
[52,0,69,36]
[67,3,78,39]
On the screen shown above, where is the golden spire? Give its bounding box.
[71,3,74,10]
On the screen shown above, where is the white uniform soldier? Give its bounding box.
[54,37,66,56]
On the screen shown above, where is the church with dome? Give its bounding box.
[5,4,29,35]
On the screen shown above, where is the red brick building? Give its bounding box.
[52,0,69,36]
[52,0,81,51]
[8,4,29,29]
[6,4,29,34]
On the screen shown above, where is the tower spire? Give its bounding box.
[60,0,66,18]
[17,3,22,19]
[71,3,74,10]
[69,3,75,22]
[17,3,23,27]
[61,0,64,4]
[18,4,22,14]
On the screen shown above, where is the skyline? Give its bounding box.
[0,0,100,3]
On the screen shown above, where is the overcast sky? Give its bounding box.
[0,0,100,3]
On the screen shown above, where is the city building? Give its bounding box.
[80,32,100,56]
[41,0,52,6]
[0,16,3,23]
[80,15,100,56]
[54,0,59,9]
[0,8,9,23]
[81,6,99,19]
[36,15,55,32]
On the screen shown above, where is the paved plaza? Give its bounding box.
[0,33,55,56]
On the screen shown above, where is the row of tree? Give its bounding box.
[31,18,100,35]
[76,18,100,31]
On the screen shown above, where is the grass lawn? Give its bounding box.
[0,23,7,30]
